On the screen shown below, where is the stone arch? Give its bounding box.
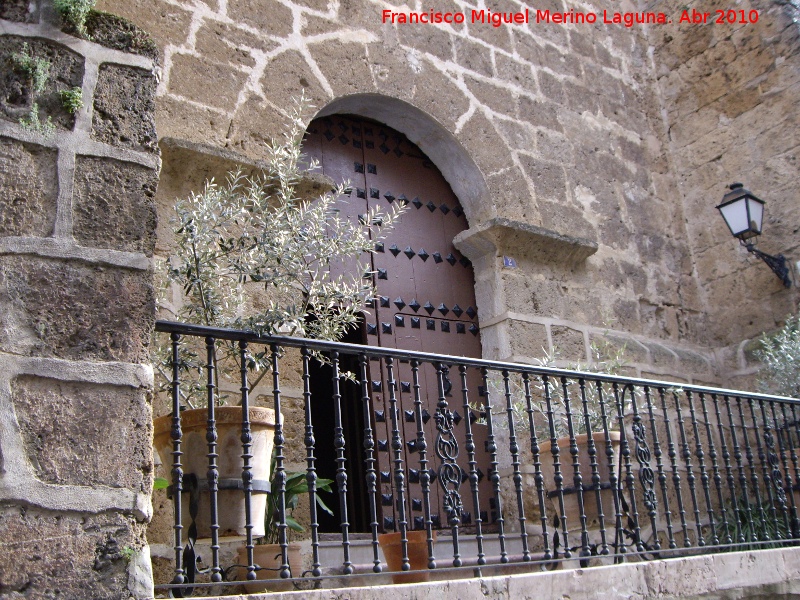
[314,94,491,226]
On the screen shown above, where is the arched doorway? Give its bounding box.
[303,115,494,533]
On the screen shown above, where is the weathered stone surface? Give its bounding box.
[0,137,58,237]
[72,156,158,255]
[0,506,146,600]
[0,255,154,362]
[92,64,158,153]
[551,325,586,361]
[11,375,151,489]
[168,53,248,110]
[0,36,83,131]
[227,0,293,36]
[83,11,159,60]
[95,0,190,54]
[0,0,38,23]
[507,319,549,358]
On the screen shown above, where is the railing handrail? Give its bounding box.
[155,319,799,404]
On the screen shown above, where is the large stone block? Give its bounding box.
[0,0,39,23]
[96,0,193,52]
[507,319,549,358]
[11,375,151,489]
[167,52,247,110]
[0,136,58,237]
[0,255,154,362]
[92,64,158,154]
[0,506,146,600]
[73,156,158,255]
[0,36,84,131]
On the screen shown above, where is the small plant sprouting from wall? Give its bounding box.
[52,0,96,38]
[755,312,800,398]
[19,102,55,137]
[60,86,83,114]
[12,43,50,95]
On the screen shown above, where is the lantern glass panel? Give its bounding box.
[719,198,750,238]
[748,197,763,235]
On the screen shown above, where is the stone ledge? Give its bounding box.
[454,217,598,266]
[0,236,151,270]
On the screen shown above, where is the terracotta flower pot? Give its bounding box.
[236,543,303,593]
[378,529,436,584]
[539,431,622,531]
[153,406,276,539]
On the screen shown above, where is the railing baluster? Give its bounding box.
[482,367,507,562]
[711,393,736,545]
[770,401,794,536]
[205,336,222,581]
[699,392,728,545]
[504,370,531,560]
[756,397,785,539]
[563,376,590,559]
[597,380,623,558]
[437,363,464,567]
[331,350,353,574]
[726,394,752,543]
[645,386,674,550]
[687,390,716,545]
[581,378,609,556]
[414,359,437,569]
[385,356,409,570]
[738,396,767,540]
[615,383,643,552]
[239,341,256,581]
[542,373,569,558]
[459,365,484,566]
[169,332,186,587]
[674,388,702,546]
[270,343,290,578]
[301,346,323,576]
[358,352,382,574]
[779,402,800,537]
[630,385,658,553]
[522,372,552,560]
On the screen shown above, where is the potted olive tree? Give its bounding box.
[151,93,403,543]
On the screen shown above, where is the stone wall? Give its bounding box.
[0,3,159,598]
[98,0,749,388]
[649,0,800,387]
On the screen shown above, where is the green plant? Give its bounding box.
[121,546,136,561]
[755,313,800,398]
[19,103,55,137]
[707,495,790,550]
[483,335,632,440]
[153,477,169,490]
[12,43,50,94]
[263,460,334,545]
[52,0,96,37]
[60,86,84,114]
[153,92,404,408]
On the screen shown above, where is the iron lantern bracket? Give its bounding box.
[741,240,792,288]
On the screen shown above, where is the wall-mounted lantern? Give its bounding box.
[716,183,791,288]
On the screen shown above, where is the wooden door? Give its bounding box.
[303,116,494,534]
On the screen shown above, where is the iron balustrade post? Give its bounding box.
[302,346,323,576]
[687,390,716,545]
[779,403,800,536]
[414,359,437,569]
[482,367,507,562]
[596,380,623,558]
[205,336,222,581]
[645,386,674,550]
[712,393,738,545]
[332,351,353,574]
[271,343,290,578]
[458,365,484,566]
[757,398,787,538]
[674,388,703,546]
[358,352,383,574]
[504,370,531,561]
[726,395,753,543]
[238,341,256,581]
[385,356,409,569]
[542,374,570,558]
[562,375,590,559]
[699,392,728,544]
[740,397,769,539]
[437,363,464,566]
[522,372,553,560]
[614,383,643,553]
[169,332,186,587]
[630,384,658,552]
[660,388,689,547]
[770,402,794,536]
[580,377,609,556]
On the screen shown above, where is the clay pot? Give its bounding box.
[153,406,276,539]
[538,431,622,531]
[236,543,303,593]
[378,529,437,584]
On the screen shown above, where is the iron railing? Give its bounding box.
[152,320,800,596]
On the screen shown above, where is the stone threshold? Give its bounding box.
[174,545,800,600]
